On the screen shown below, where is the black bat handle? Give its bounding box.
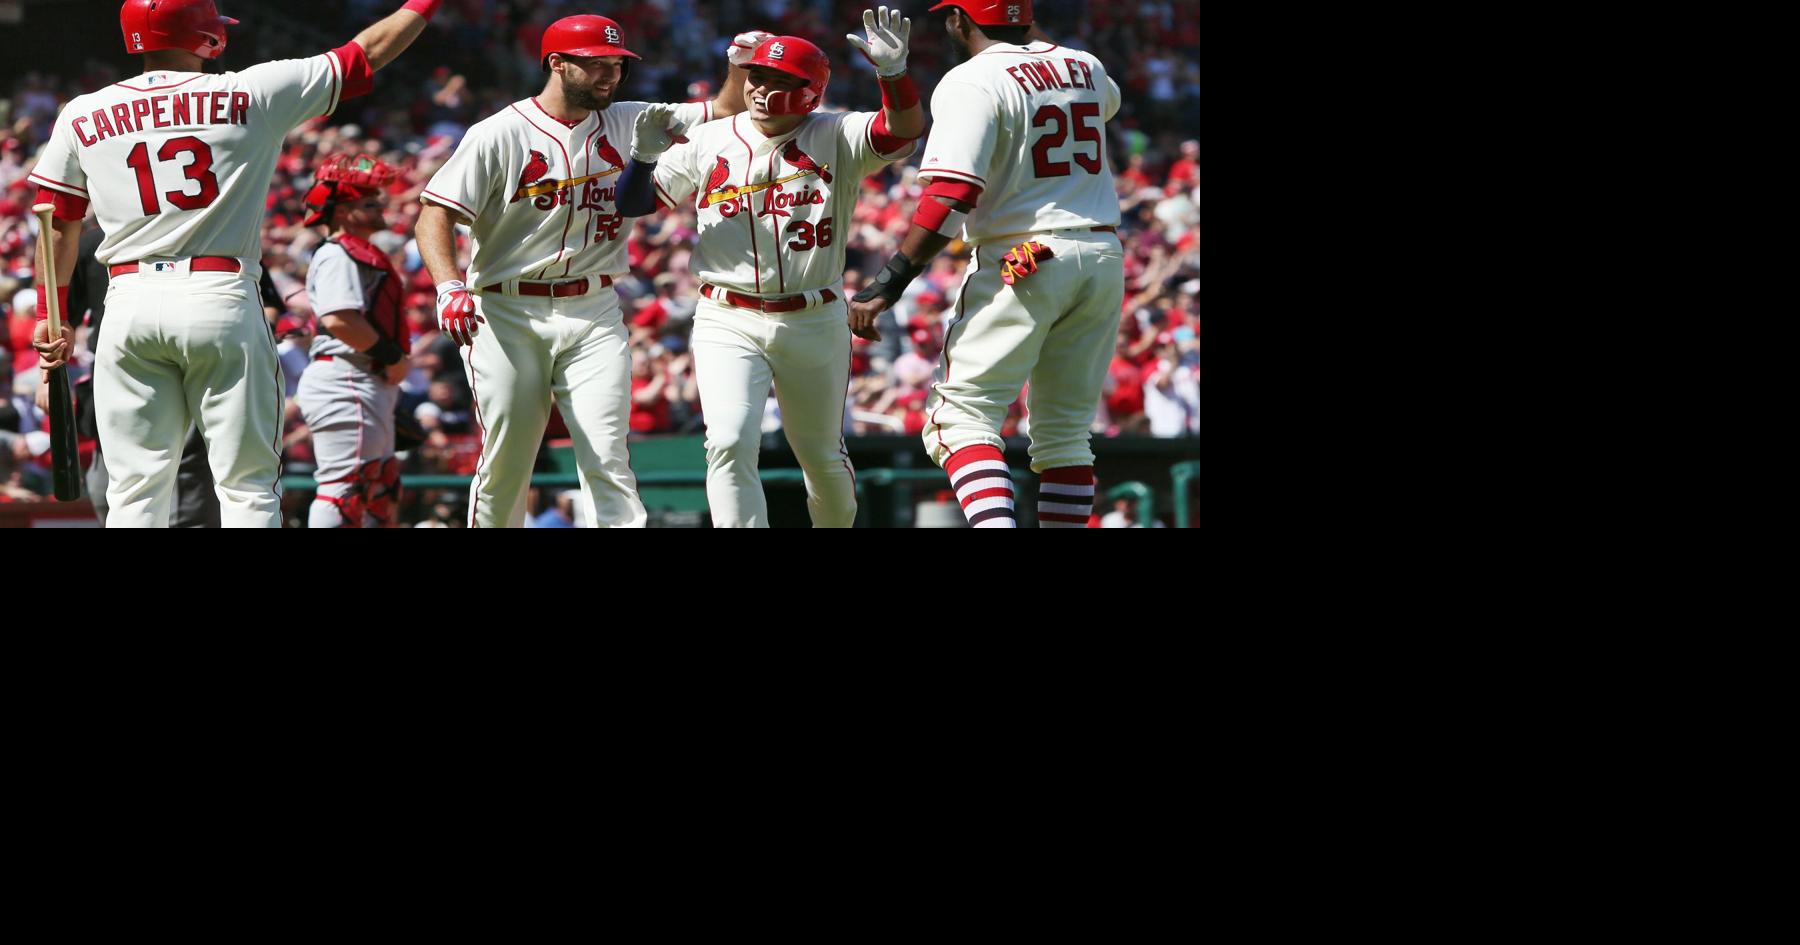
[46,365,81,502]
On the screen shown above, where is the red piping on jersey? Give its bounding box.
[838,337,856,489]
[28,171,90,197]
[920,168,987,186]
[510,102,578,280]
[730,116,763,294]
[466,343,487,526]
[268,328,284,473]
[930,249,981,457]
[324,49,342,117]
[113,74,208,93]
[768,149,786,293]
[421,189,476,219]
[531,96,586,129]
[868,112,915,159]
[568,121,600,277]
[977,43,1061,56]
[654,180,676,210]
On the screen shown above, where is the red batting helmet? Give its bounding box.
[745,36,830,115]
[302,154,397,227]
[120,0,239,60]
[541,15,641,72]
[928,0,1034,27]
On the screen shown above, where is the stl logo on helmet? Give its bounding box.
[605,26,621,45]
[769,42,787,60]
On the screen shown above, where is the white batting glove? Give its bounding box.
[846,6,911,77]
[728,30,775,67]
[631,103,687,163]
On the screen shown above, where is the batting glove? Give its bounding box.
[728,30,775,67]
[847,6,911,77]
[631,103,688,163]
[435,280,481,346]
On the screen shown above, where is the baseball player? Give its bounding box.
[849,0,1124,528]
[294,154,410,528]
[28,0,436,527]
[416,15,760,528]
[614,9,925,527]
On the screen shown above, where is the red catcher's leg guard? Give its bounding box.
[363,457,402,527]
[316,492,367,528]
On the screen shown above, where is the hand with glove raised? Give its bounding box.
[631,103,689,163]
[728,30,775,67]
[847,6,911,77]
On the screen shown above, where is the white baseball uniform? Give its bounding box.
[916,41,1125,473]
[296,239,402,528]
[651,111,915,527]
[29,44,375,526]
[421,97,713,528]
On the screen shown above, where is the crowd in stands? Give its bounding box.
[1,0,1197,507]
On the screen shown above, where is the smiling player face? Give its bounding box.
[744,65,807,123]
[554,54,627,111]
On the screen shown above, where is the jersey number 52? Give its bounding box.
[1031,104,1103,179]
[125,137,221,215]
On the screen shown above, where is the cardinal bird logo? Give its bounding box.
[704,157,732,197]
[595,135,625,169]
[782,142,833,184]
[512,149,551,202]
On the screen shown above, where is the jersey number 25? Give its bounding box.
[1031,104,1103,179]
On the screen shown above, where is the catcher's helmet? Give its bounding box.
[120,0,239,60]
[745,36,830,116]
[541,15,641,72]
[302,154,397,228]
[928,0,1034,27]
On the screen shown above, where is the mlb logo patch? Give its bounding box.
[605,26,622,45]
[152,262,177,273]
[769,41,786,59]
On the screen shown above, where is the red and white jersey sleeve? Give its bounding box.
[27,45,373,275]
[918,41,1121,244]
[422,99,713,288]
[654,111,912,296]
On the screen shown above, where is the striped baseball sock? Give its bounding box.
[1038,466,1095,528]
[945,446,1016,528]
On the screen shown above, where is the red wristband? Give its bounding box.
[401,0,442,19]
[912,198,955,233]
[36,285,70,323]
[879,72,920,111]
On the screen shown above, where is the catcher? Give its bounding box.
[294,154,412,527]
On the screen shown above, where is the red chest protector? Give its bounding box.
[330,234,410,353]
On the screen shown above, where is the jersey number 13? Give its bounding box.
[125,137,221,216]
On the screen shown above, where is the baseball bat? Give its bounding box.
[32,204,82,502]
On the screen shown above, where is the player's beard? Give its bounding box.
[566,74,617,112]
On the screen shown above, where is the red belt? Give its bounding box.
[482,275,612,297]
[1092,225,1117,234]
[108,256,242,277]
[314,355,335,362]
[701,284,836,313]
